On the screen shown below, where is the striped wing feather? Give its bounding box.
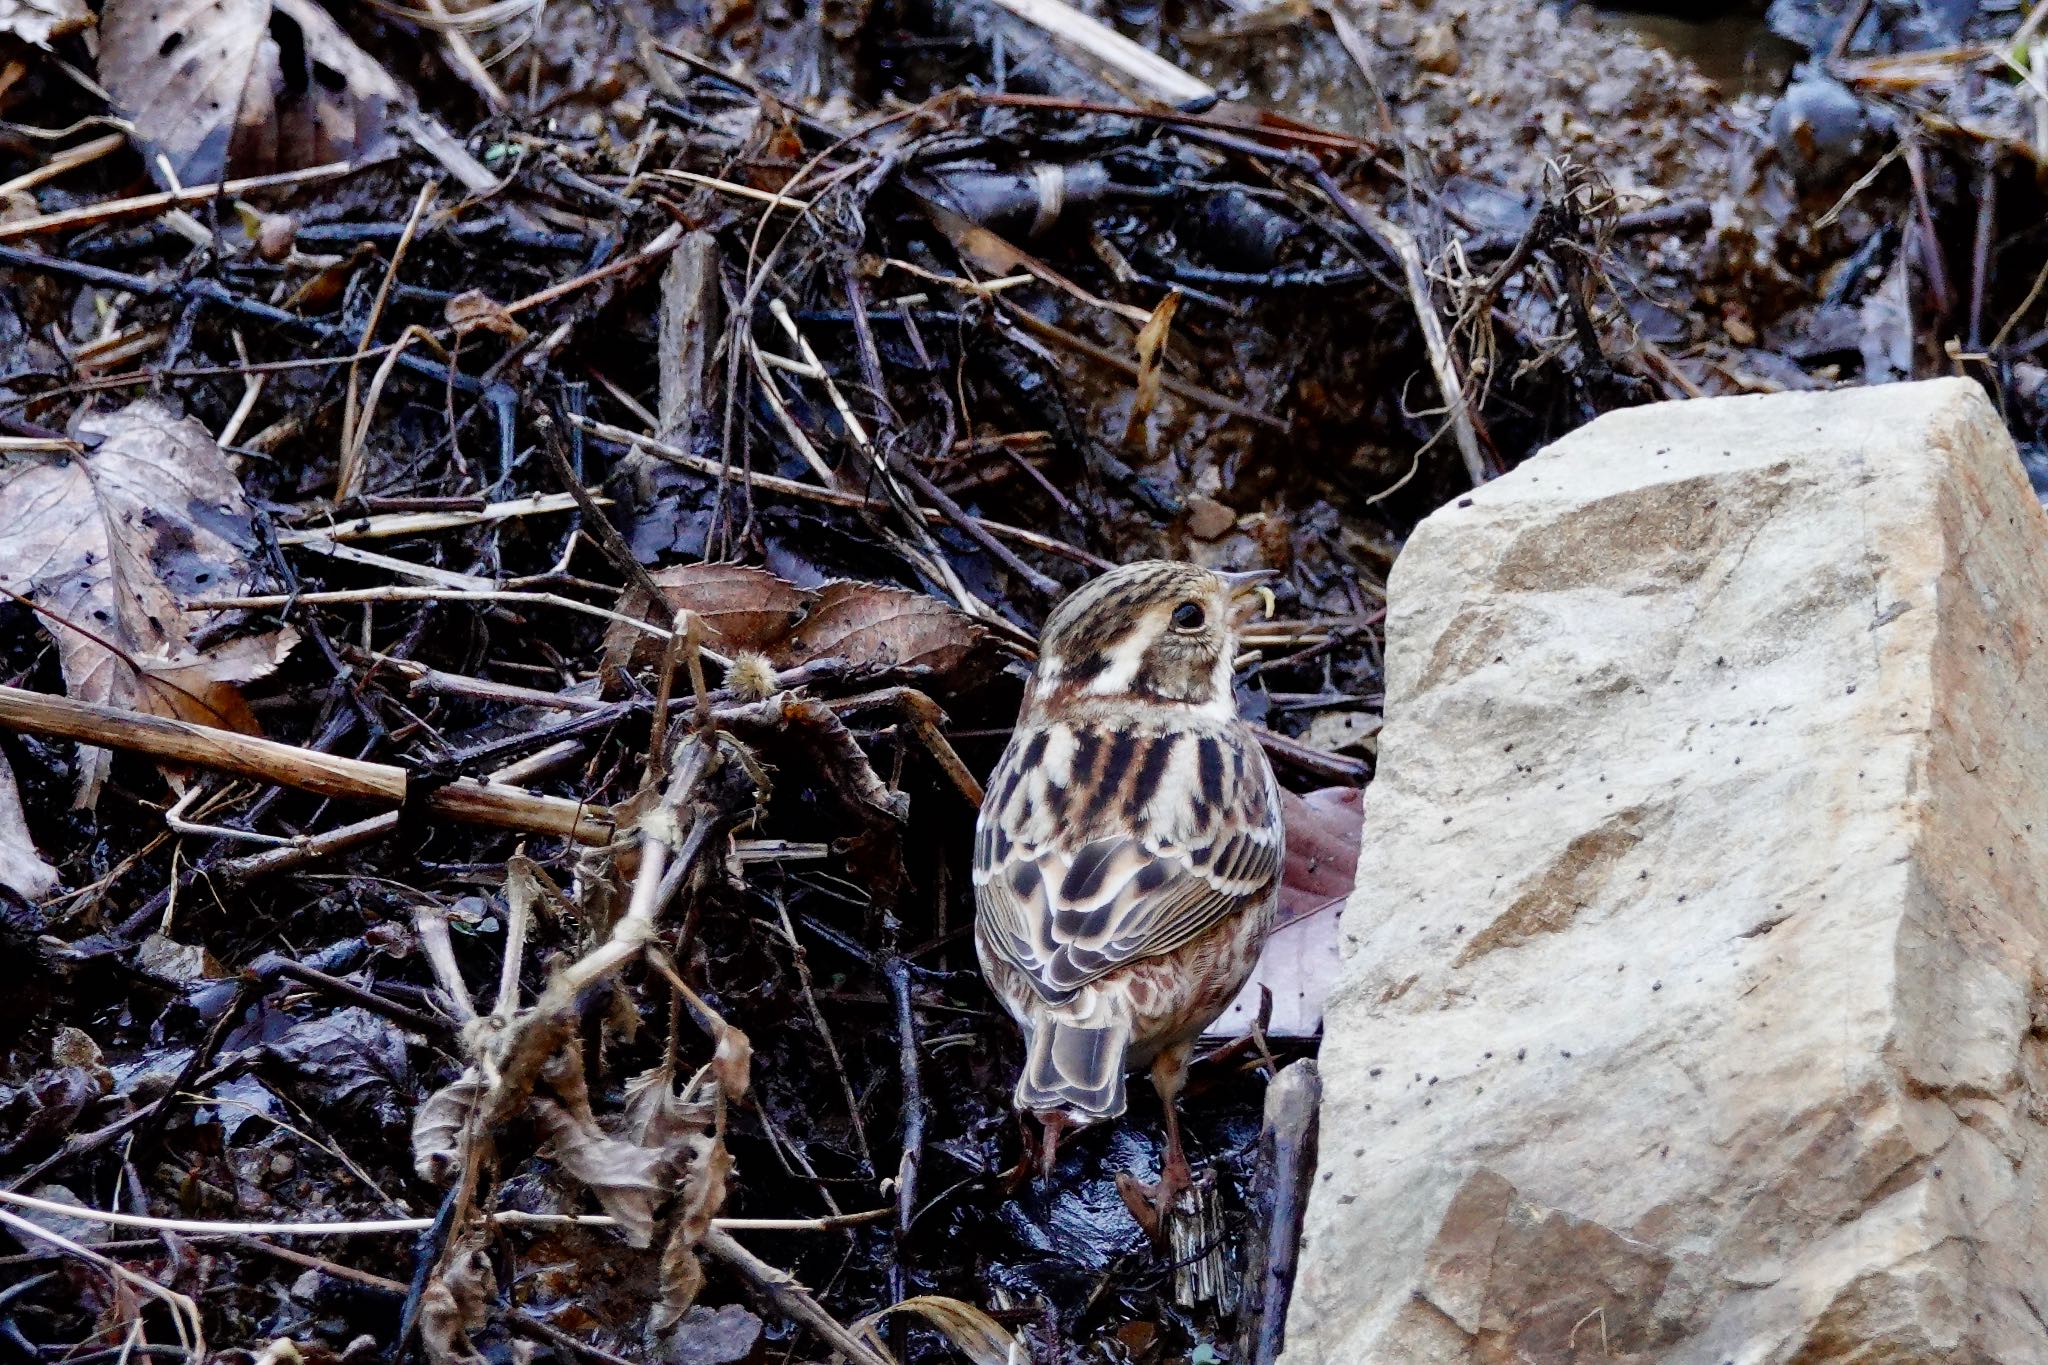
[973,720,1281,1004]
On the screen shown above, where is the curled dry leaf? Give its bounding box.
[532,1095,668,1248]
[411,1068,488,1185]
[603,564,987,690]
[419,1232,494,1365]
[0,0,87,46]
[855,1295,1027,1365]
[0,399,296,806]
[97,0,406,187]
[626,1064,734,1335]
[1122,288,1182,452]
[727,696,906,825]
[534,1049,679,1248]
[620,1061,717,1151]
[782,579,986,678]
[709,1018,751,1104]
[601,562,818,678]
[444,290,529,344]
[0,746,56,901]
[651,1128,733,1333]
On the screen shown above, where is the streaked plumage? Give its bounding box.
[973,560,1283,1232]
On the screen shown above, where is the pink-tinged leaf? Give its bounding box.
[1208,785,1363,1039]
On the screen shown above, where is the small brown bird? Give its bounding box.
[973,560,1284,1234]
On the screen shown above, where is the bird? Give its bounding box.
[972,559,1284,1237]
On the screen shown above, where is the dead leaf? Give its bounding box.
[620,1062,717,1153]
[0,1077,95,1164]
[419,1233,493,1365]
[1208,786,1363,1041]
[1121,288,1181,452]
[0,746,56,901]
[625,1063,733,1335]
[412,1068,488,1185]
[603,566,988,691]
[257,1006,414,1135]
[97,0,406,187]
[855,1296,1026,1365]
[1209,902,1342,1041]
[136,932,226,982]
[533,1095,668,1248]
[648,1128,732,1332]
[444,290,529,343]
[1277,786,1363,926]
[49,1027,110,1093]
[709,1018,751,1104]
[535,1050,674,1248]
[0,399,296,805]
[0,0,86,46]
[652,1226,709,1339]
[602,562,818,679]
[781,580,985,678]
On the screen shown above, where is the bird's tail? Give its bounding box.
[1016,1017,1131,1123]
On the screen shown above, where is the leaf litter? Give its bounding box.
[0,0,2041,1358]
[0,398,295,805]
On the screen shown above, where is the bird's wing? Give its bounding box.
[972,720,1282,1003]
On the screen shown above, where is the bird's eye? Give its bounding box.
[1171,601,1205,630]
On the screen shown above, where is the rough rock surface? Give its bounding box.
[1283,379,2048,1363]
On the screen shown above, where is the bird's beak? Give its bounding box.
[1217,568,1280,622]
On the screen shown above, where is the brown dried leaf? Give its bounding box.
[651,1224,709,1336]
[751,697,906,824]
[444,290,529,343]
[136,932,226,982]
[620,1062,717,1154]
[0,0,86,46]
[419,1233,493,1365]
[602,562,818,679]
[97,0,406,187]
[629,1063,734,1337]
[0,746,56,901]
[709,1019,752,1104]
[779,580,985,679]
[411,1068,487,1185]
[1122,288,1181,451]
[1209,786,1363,1041]
[532,1096,668,1248]
[1277,786,1363,926]
[648,1127,733,1332]
[0,399,295,805]
[855,1296,1026,1365]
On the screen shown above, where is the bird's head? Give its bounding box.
[1025,560,1277,722]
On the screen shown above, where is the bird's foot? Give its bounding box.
[1115,1152,1193,1244]
[1001,1110,1071,1194]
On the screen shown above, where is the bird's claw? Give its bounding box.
[1115,1156,1193,1244]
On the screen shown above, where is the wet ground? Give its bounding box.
[1,0,2046,1361]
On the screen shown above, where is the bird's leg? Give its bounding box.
[1117,1043,1195,1242]
[1035,1110,1072,1179]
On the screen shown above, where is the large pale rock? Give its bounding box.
[1284,379,2048,1363]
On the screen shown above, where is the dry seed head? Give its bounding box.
[728,651,778,701]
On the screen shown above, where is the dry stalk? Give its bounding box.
[0,684,613,843]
